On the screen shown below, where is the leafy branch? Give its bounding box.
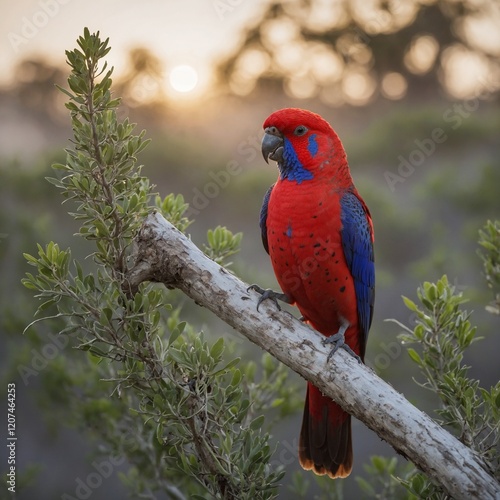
[22,28,293,499]
[385,270,500,498]
[50,28,152,277]
[478,220,500,315]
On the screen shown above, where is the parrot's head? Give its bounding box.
[261,108,349,184]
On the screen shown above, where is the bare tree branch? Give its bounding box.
[128,212,500,500]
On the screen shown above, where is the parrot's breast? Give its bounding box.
[266,179,360,343]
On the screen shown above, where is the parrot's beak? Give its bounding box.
[262,127,284,164]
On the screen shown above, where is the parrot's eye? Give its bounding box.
[294,125,308,136]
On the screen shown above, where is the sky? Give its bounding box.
[2,1,499,104]
[0,0,265,89]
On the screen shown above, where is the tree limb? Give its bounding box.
[128,212,500,500]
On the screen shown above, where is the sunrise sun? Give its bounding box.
[169,64,199,93]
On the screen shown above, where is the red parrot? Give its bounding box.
[253,108,375,478]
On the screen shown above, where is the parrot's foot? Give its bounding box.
[322,322,362,363]
[247,284,291,312]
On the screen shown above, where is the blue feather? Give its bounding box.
[340,191,375,354]
[280,138,314,184]
[307,134,318,157]
[260,184,274,254]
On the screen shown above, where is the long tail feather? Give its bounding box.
[298,383,352,478]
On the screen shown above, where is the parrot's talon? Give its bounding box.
[247,284,290,312]
[341,344,362,363]
[322,322,361,363]
[323,334,343,362]
[324,339,361,363]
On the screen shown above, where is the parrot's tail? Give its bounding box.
[298,383,352,478]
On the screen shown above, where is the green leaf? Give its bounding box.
[270,398,284,408]
[167,348,186,365]
[213,357,240,376]
[21,277,38,290]
[100,307,113,325]
[230,369,242,387]
[413,324,425,340]
[168,322,186,346]
[210,337,225,360]
[402,295,419,312]
[249,414,265,431]
[495,391,500,409]
[407,348,422,365]
[371,455,386,473]
[36,298,58,314]
[156,421,164,444]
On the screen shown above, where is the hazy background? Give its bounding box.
[1,0,499,498]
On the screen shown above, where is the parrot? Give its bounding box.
[251,108,375,478]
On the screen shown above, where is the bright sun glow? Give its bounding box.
[169,65,199,93]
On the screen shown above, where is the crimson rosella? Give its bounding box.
[252,108,375,478]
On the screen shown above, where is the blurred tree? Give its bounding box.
[114,46,168,109]
[13,58,67,121]
[217,0,500,105]
[4,45,169,133]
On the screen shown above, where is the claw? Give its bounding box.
[322,321,362,363]
[247,284,291,312]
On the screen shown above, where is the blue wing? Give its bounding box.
[340,191,375,358]
[260,184,274,254]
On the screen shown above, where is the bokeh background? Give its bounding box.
[1,0,499,498]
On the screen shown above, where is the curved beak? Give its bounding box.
[262,128,284,164]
